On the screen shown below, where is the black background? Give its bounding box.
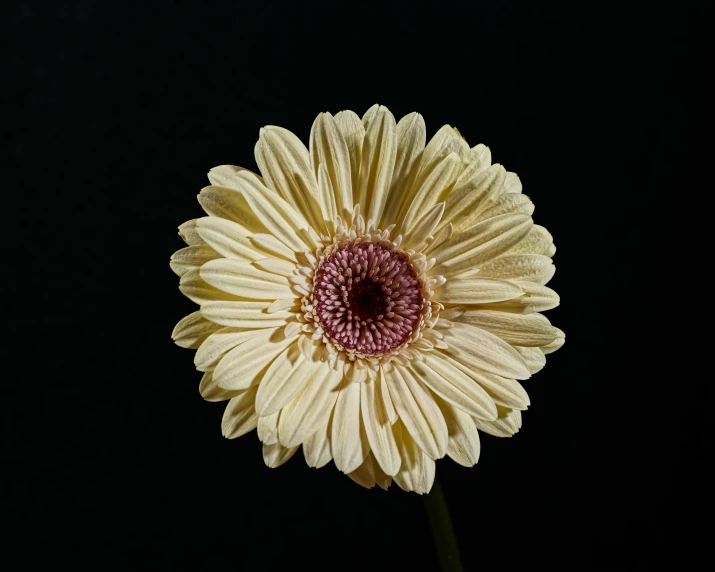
[7,2,707,569]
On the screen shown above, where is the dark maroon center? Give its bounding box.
[313,242,423,355]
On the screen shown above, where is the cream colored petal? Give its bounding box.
[213,331,297,391]
[347,451,377,489]
[435,395,481,467]
[254,342,318,417]
[200,371,244,402]
[400,152,462,234]
[515,346,546,374]
[249,234,298,262]
[541,328,565,354]
[435,351,530,410]
[257,410,280,444]
[331,380,370,473]
[504,225,555,256]
[435,277,524,305]
[380,112,426,228]
[355,106,397,225]
[200,301,295,328]
[503,172,522,194]
[414,354,498,420]
[171,311,222,349]
[221,387,259,438]
[475,194,534,221]
[403,202,445,251]
[195,216,273,261]
[207,164,263,188]
[430,213,533,276]
[384,364,448,460]
[178,219,204,246]
[361,104,380,128]
[478,254,555,285]
[303,421,333,468]
[470,143,491,167]
[469,281,560,314]
[200,258,293,300]
[379,368,398,424]
[334,110,364,205]
[194,327,272,372]
[317,164,338,234]
[310,112,352,223]
[392,421,436,495]
[440,164,506,234]
[455,310,558,347]
[170,245,221,277]
[278,365,344,448]
[254,126,323,231]
[474,406,522,438]
[360,376,401,476]
[441,322,531,380]
[179,269,240,305]
[252,257,297,277]
[263,442,298,468]
[226,170,319,253]
[197,186,266,233]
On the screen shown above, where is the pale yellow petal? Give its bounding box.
[200,258,293,300]
[197,186,266,233]
[310,112,352,222]
[392,421,436,495]
[194,327,273,372]
[333,110,364,207]
[200,301,295,329]
[478,254,555,285]
[503,172,522,194]
[474,406,522,438]
[455,310,558,347]
[257,410,280,444]
[252,257,297,277]
[440,164,506,234]
[221,387,259,438]
[541,328,565,354]
[469,281,560,314]
[178,219,204,246]
[199,371,243,402]
[179,269,241,305]
[171,311,222,349]
[360,376,401,476]
[303,421,333,468]
[470,143,491,168]
[515,346,546,374]
[504,225,555,256]
[331,380,370,473]
[195,216,273,261]
[435,395,481,467]
[475,193,534,221]
[403,202,445,251]
[435,277,524,305]
[263,442,298,468]
[170,245,221,277]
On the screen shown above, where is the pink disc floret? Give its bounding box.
[313,242,424,355]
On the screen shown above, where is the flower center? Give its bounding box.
[313,242,424,355]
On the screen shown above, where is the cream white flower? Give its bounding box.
[171,104,565,494]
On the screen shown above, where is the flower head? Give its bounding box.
[171,105,565,493]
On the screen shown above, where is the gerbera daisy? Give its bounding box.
[171,104,564,494]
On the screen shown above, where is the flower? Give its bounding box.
[171,104,565,494]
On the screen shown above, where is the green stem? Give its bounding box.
[422,477,464,572]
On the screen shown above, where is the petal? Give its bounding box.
[392,421,436,495]
[252,257,297,277]
[403,202,445,251]
[178,219,204,246]
[221,387,259,438]
[254,126,323,230]
[434,351,530,410]
[316,164,338,234]
[194,327,272,372]
[213,330,297,391]
[179,269,240,304]
[435,277,525,305]
[310,112,352,222]
[331,380,370,473]
[278,364,344,448]
[469,281,560,314]
[440,322,531,380]
[470,143,491,167]
[200,301,295,328]
[195,216,273,261]
[200,259,293,300]
[475,193,534,221]
[441,164,506,234]
[360,375,401,476]
[455,310,559,347]
[171,311,223,349]
[541,328,565,354]
[435,395,481,467]
[380,112,426,228]
[263,442,299,468]
[503,172,522,194]
[384,364,448,459]
[414,354,498,420]
[225,170,319,253]
[199,371,243,402]
[348,452,392,490]
[430,213,533,276]
[303,421,333,468]
[504,225,555,257]
[356,106,397,225]
[478,254,555,285]
[257,410,280,444]
[170,245,222,277]
[254,342,318,417]
[515,346,546,374]
[333,110,365,205]
[400,152,462,234]
[197,186,266,233]
[474,406,522,438]
[207,164,263,188]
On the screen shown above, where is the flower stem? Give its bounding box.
[422,477,464,572]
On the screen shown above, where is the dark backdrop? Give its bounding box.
[7,1,705,569]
